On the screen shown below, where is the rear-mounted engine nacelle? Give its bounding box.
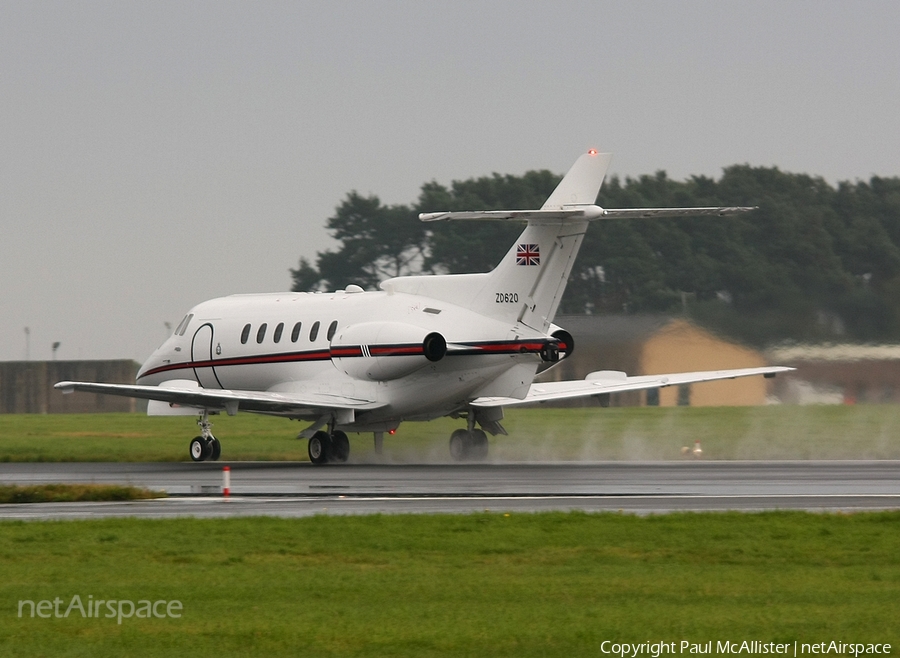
[331,322,446,381]
[540,328,574,362]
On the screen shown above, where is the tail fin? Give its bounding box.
[541,149,612,210]
[472,150,612,330]
[383,150,612,331]
[496,150,612,332]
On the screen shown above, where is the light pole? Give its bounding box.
[52,342,61,360]
[24,327,30,361]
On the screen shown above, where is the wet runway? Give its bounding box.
[1,461,899,519]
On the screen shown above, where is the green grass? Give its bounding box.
[0,484,164,504]
[2,405,900,462]
[1,512,898,656]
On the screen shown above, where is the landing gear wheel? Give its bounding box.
[449,429,470,462]
[469,429,489,461]
[331,431,350,463]
[308,431,332,465]
[449,429,489,462]
[208,436,221,461]
[190,436,211,462]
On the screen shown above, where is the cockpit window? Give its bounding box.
[241,324,251,344]
[291,322,302,343]
[327,320,338,341]
[309,321,320,342]
[174,314,193,336]
[273,322,284,343]
[256,323,267,344]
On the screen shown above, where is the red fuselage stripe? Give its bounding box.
[140,339,560,379]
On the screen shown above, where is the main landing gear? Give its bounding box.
[189,411,221,462]
[308,430,350,465]
[449,428,489,462]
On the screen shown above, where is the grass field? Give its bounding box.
[1,405,900,462]
[3,409,899,654]
[0,484,164,504]
[2,511,898,657]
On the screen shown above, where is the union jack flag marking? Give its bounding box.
[516,243,540,266]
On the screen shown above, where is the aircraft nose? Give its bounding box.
[136,350,167,383]
[136,357,154,382]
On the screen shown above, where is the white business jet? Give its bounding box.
[56,150,791,464]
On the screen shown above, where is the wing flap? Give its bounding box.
[470,366,793,408]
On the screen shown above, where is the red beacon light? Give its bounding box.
[588,148,598,156]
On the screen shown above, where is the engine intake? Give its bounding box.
[539,328,574,363]
[552,329,574,359]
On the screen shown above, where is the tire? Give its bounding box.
[308,431,332,465]
[190,436,210,462]
[208,437,221,461]
[331,431,350,463]
[449,429,470,462]
[470,429,489,461]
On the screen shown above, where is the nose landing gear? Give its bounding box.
[189,410,221,462]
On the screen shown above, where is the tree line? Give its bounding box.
[291,164,900,346]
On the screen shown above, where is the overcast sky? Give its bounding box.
[2,1,899,362]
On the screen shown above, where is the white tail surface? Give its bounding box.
[383,151,612,331]
[541,150,612,210]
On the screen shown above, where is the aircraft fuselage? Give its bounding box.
[137,289,554,431]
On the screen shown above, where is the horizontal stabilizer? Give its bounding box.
[419,207,604,222]
[470,366,793,408]
[600,206,757,219]
[420,205,756,222]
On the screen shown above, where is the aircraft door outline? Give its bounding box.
[191,323,224,389]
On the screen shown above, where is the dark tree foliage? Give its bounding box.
[290,192,425,292]
[292,165,900,345]
[419,170,562,273]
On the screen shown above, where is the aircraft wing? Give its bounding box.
[54,381,386,416]
[470,366,793,408]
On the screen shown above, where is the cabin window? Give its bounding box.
[291,322,302,343]
[256,323,267,344]
[327,320,338,341]
[240,324,251,344]
[273,322,284,343]
[309,321,320,342]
